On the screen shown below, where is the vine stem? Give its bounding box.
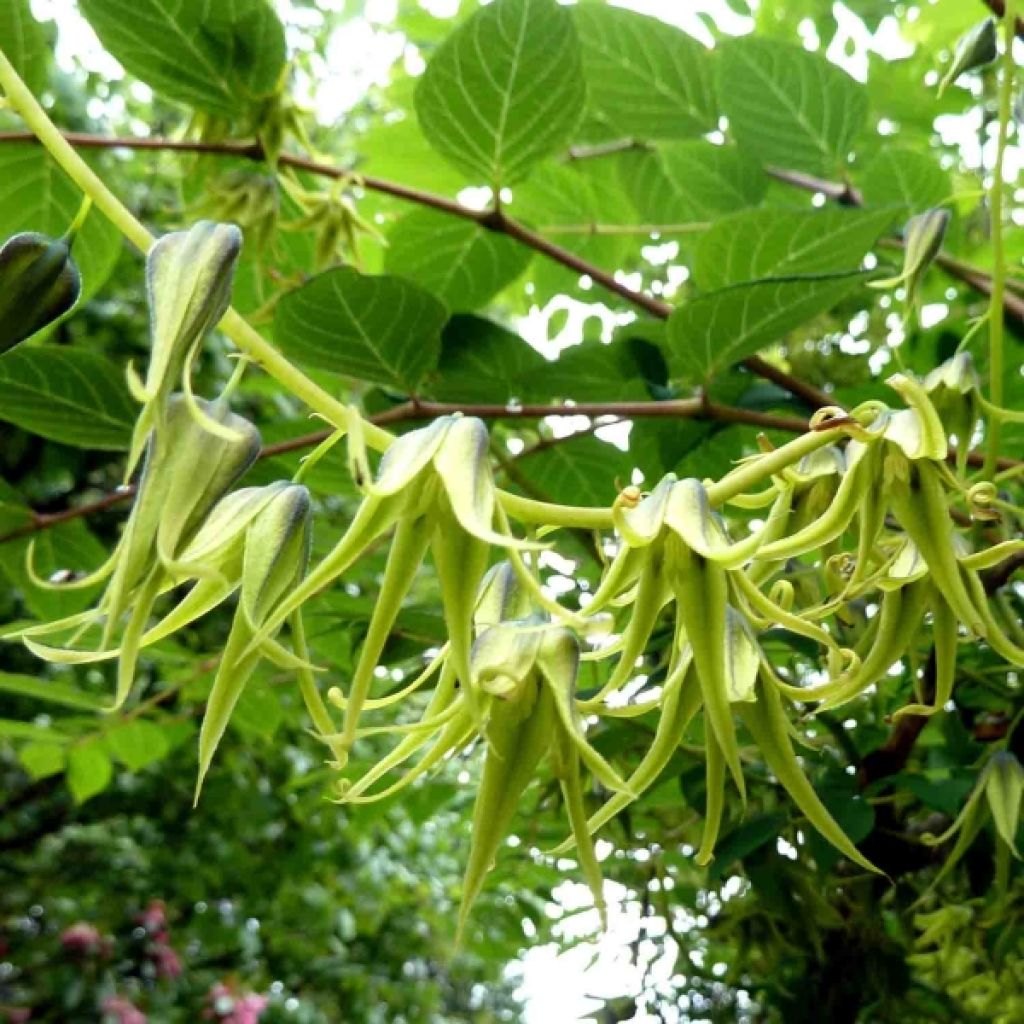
[982,0,1019,477]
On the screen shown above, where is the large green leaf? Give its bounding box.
[859,148,952,213]
[274,267,447,393]
[1,0,50,95]
[618,143,766,225]
[430,315,547,403]
[0,145,121,303]
[694,208,896,290]
[78,0,286,117]
[667,272,872,383]
[572,4,717,139]
[384,210,532,311]
[719,37,867,175]
[0,347,136,449]
[414,0,586,186]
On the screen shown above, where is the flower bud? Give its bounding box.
[984,750,1023,855]
[143,221,242,403]
[117,395,260,601]
[938,18,998,96]
[240,484,312,628]
[871,208,950,313]
[0,231,80,352]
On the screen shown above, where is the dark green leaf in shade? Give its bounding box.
[274,266,447,392]
[0,347,137,449]
[384,210,532,311]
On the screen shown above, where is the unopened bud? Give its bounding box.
[871,208,950,313]
[0,231,81,352]
[984,751,1023,854]
[240,484,312,627]
[938,18,998,96]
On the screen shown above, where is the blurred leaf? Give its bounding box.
[859,148,952,213]
[430,314,547,403]
[78,0,286,117]
[105,720,171,771]
[17,740,66,779]
[0,0,49,95]
[67,740,113,803]
[719,36,868,174]
[0,672,105,711]
[709,811,788,880]
[512,433,632,506]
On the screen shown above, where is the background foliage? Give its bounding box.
[0,0,1022,1021]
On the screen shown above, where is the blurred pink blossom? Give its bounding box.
[100,995,147,1024]
[60,923,106,957]
[203,983,268,1024]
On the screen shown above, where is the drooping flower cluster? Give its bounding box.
[12,220,1024,932]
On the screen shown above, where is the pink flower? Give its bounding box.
[203,984,268,1023]
[100,995,147,1024]
[137,900,168,941]
[60,923,104,956]
[152,942,182,980]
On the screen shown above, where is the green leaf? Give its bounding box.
[0,512,110,621]
[414,0,586,186]
[67,740,113,803]
[78,0,286,117]
[231,682,284,739]
[430,314,548,403]
[511,162,638,301]
[694,208,896,290]
[667,272,873,383]
[572,4,716,139]
[105,720,170,771]
[18,741,66,780]
[531,343,649,402]
[618,143,766,224]
[0,347,137,449]
[859,148,952,213]
[719,37,868,175]
[0,719,68,743]
[0,672,106,711]
[708,811,788,881]
[384,210,532,311]
[274,267,447,392]
[0,0,50,95]
[0,145,121,302]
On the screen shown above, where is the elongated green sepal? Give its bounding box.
[985,751,1024,856]
[695,732,726,866]
[739,674,882,874]
[458,675,556,944]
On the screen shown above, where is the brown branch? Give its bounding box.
[0,398,812,546]
[982,0,1024,37]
